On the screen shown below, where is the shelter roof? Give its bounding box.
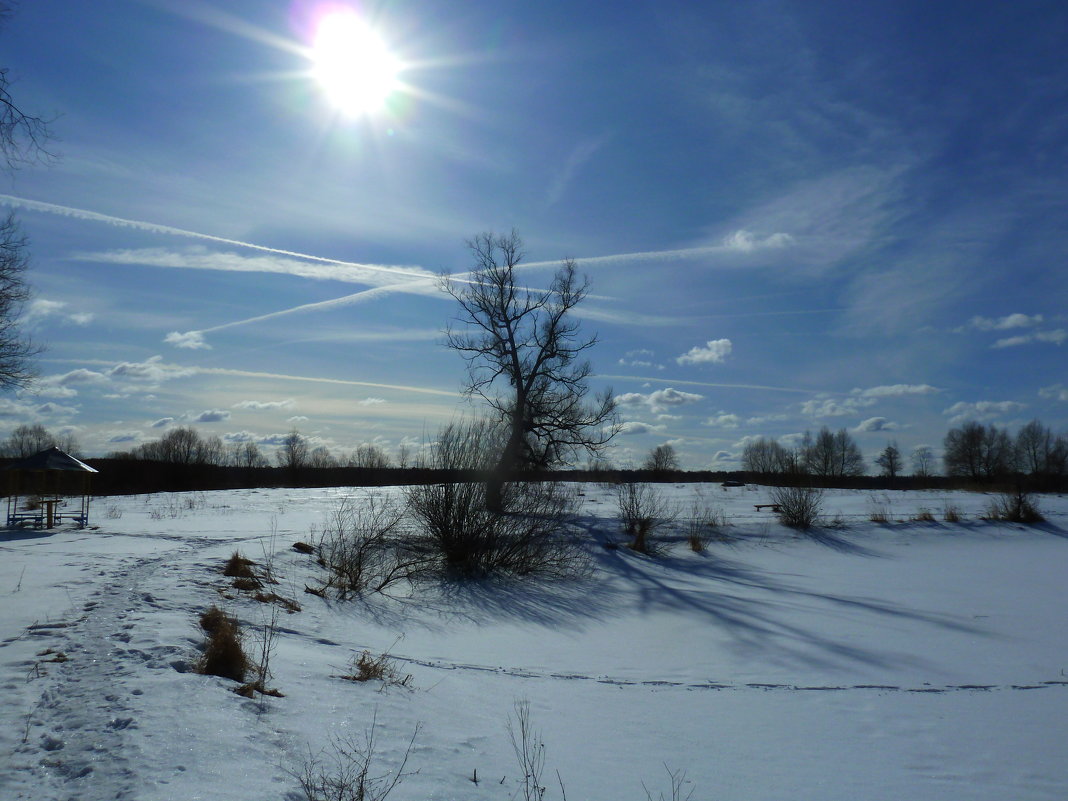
[6,446,99,473]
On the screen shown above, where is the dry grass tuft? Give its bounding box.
[197,605,248,682]
[253,592,302,613]
[911,508,936,522]
[231,576,263,591]
[223,551,258,578]
[292,541,315,554]
[942,503,963,523]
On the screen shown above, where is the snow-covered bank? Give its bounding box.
[2,485,1066,800]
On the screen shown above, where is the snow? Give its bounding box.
[1,484,1066,800]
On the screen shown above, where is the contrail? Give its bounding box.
[0,193,433,282]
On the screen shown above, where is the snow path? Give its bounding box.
[4,531,264,800]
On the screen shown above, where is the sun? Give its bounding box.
[310,10,400,115]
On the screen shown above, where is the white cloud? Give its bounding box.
[800,398,855,417]
[970,313,1043,331]
[991,329,1066,348]
[854,417,897,432]
[108,356,196,385]
[676,339,732,365]
[618,421,665,436]
[223,430,260,443]
[358,397,386,406]
[107,431,142,443]
[22,299,94,327]
[1039,384,1068,402]
[721,230,794,253]
[287,415,309,423]
[165,330,211,350]
[852,384,938,399]
[234,399,295,411]
[944,400,1026,424]
[705,412,741,429]
[151,417,174,428]
[648,388,703,413]
[193,409,230,423]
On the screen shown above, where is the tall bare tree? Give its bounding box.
[443,230,617,511]
[0,212,37,389]
[1,3,53,171]
[0,6,52,390]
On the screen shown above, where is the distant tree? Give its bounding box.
[803,427,865,478]
[643,443,680,473]
[2,423,53,457]
[741,437,794,475]
[276,429,309,470]
[443,230,617,512]
[911,445,935,478]
[943,422,1015,482]
[308,445,337,469]
[229,440,267,468]
[1014,419,1067,477]
[395,442,411,469]
[348,443,390,469]
[875,441,902,481]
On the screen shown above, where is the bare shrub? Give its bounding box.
[771,484,823,529]
[984,489,1044,524]
[314,493,416,597]
[197,606,247,682]
[238,606,283,701]
[406,421,584,579]
[616,482,674,553]
[942,503,963,523]
[643,765,698,801]
[868,494,891,523]
[295,711,419,801]
[685,498,729,552]
[338,649,412,689]
[508,700,548,801]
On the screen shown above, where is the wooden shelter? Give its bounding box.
[5,446,98,529]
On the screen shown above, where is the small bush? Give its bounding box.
[911,508,936,522]
[407,423,583,578]
[616,482,674,553]
[197,606,248,682]
[685,499,728,552]
[314,494,415,597]
[984,490,1045,524]
[942,503,963,523]
[771,484,823,529]
[338,650,412,688]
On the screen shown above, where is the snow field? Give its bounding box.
[1,484,1066,800]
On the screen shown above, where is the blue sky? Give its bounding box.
[2,0,1066,469]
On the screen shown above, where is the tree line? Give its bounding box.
[741,419,1067,489]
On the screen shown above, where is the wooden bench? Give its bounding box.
[754,504,782,513]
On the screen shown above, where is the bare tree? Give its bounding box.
[229,440,268,468]
[911,445,934,478]
[0,213,38,389]
[276,429,309,470]
[944,421,1014,482]
[643,443,680,473]
[443,230,616,512]
[1,4,54,171]
[875,441,902,481]
[803,427,865,478]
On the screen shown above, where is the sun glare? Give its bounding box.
[311,11,400,115]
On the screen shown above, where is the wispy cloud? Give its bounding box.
[546,134,611,206]
[992,329,1066,348]
[944,400,1026,424]
[234,399,296,411]
[854,416,898,432]
[969,313,1043,331]
[22,299,94,327]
